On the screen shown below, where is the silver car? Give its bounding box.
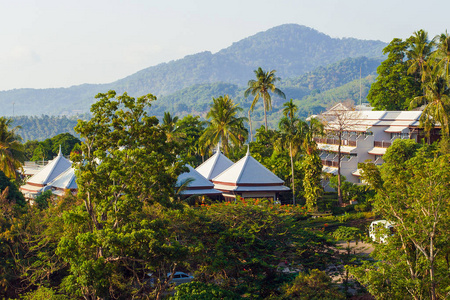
[167,272,194,286]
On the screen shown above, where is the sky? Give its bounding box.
[0,0,448,91]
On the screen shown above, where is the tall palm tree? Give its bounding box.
[0,117,25,179]
[432,31,450,83]
[410,67,450,136]
[200,95,248,156]
[278,116,305,205]
[407,30,435,84]
[244,67,286,131]
[282,99,298,121]
[161,112,184,143]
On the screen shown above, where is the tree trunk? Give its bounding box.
[337,131,343,206]
[290,142,295,205]
[248,110,253,142]
[263,95,268,131]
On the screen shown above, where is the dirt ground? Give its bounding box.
[336,241,374,256]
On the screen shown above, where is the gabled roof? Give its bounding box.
[176,165,222,195]
[26,148,72,185]
[212,150,285,186]
[195,146,234,180]
[48,167,77,190]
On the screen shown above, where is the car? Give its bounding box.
[167,272,194,286]
[369,220,394,243]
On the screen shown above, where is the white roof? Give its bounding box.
[26,149,72,185]
[48,167,77,190]
[213,183,290,192]
[384,126,410,133]
[195,146,234,180]
[213,150,286,186]
[177,165,222,195]
[368,147,387,155]
[352,169,362,177]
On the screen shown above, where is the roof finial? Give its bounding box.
[246,144,250,156]
[58,145,62,156]
[216,143,220,154]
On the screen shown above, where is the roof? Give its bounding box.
[317,143,357,154]
[368,147,387,155]
[213,150,285,186]
[384,126,409,133]
[26,148,72,185]
[48,167,77,190]
[195,146,234,180]
[177,165,222,195]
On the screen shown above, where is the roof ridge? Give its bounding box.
[235,154,250,184]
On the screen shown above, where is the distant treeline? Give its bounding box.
[12,114,90,142]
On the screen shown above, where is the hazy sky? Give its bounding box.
[1,0,448,91]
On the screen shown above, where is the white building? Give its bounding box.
[315,105,438,185]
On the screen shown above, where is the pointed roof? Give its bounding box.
[176,165,222,195]
[212,151,290,192]
[195,145,234,180]
[26,148,72,185]
[47,167,77,190]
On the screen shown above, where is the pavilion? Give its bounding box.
[195,145,234,181]
[176,165,222,198]
[212,148,290,201]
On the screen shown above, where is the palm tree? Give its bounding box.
[278,116,304,205]
[244,67,286,131]
[282,99,298,121]
[0,117,25,179]
[407,30,435,84]
[161,112,184,143]
[410,67,450,136]
[432,31,450,83]
[200,95,248,156]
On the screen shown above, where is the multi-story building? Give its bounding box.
[314,104,439,186]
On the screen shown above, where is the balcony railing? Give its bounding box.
[321,160,339,167]
[314,137,356,147]
[374,141,391,148]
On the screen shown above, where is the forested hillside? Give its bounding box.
[0,24,385,117]
[12,115,87,141]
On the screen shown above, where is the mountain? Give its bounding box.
[0,24,386,117]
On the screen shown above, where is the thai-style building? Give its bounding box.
[176,165,222,197]
[195,145,234,181]
[20,148,72,199]
[45,167,77,197]
[212,148,290,201]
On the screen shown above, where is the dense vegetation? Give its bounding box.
[1,28,449,300]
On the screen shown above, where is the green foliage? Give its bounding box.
[34,190,53,210]
[368,38,421,110]
[200,95,247,156]
[0,117,25,179]
[355,142,450,299]
[280,269,345,300]
[302,151,323,210]
[57,90,187,299]
[20,286,69,300]
[0,169,25,207]
[170,282,239,300]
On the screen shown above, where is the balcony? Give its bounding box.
[314,137,356,147]
[321,159,339,167]
[373,141,391,148]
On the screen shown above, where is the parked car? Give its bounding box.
[167,272,194,286]
[369,220,394,243]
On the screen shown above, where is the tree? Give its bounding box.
[410,67,450,135]
[282,99,298,121]
[407,30,435,85]
[318,102,361,206]
[200,95,247,156]
[367,38,421,110]
[354,140,450,300]
[57,91,187,299]
[0,117,25,179]
[278,116,304,205]
[244,67,286,131]
[161,112,184,143]
[433,31,450,82]
[301,118,324,210]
